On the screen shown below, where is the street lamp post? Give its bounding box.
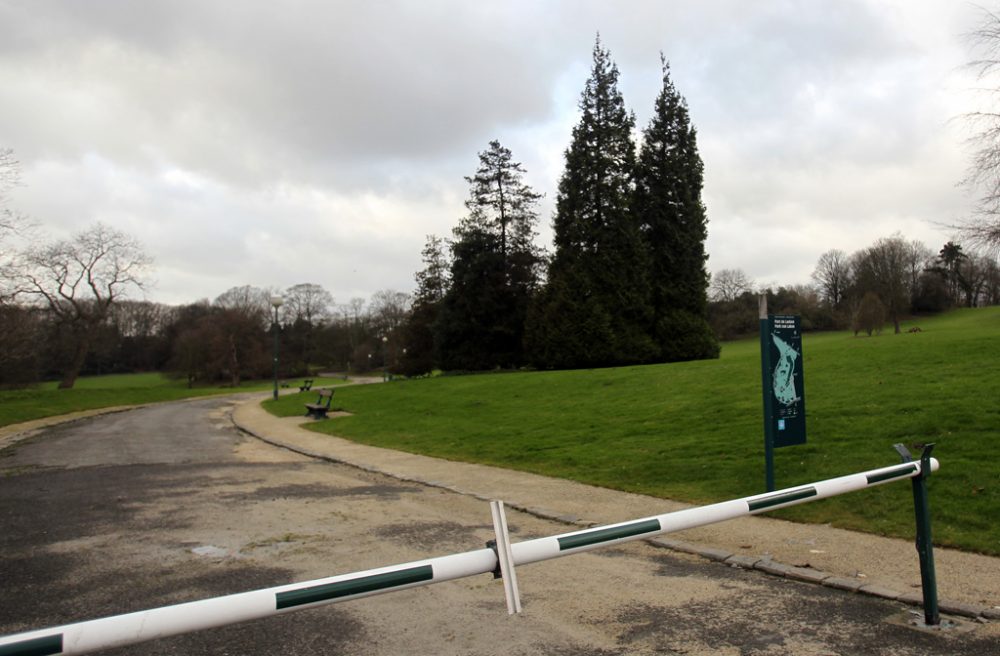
[270,295,283,401]
[382,335,388,382]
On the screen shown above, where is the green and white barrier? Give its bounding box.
[0,457,938,655]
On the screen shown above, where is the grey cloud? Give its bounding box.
[1,1,569,192]
[0,0,983,303]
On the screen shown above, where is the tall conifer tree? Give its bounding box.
[527,37,654,369]
[461,140,542,267]
[634,56,718,361]
[398,235,448,376]
[436,141,542,370]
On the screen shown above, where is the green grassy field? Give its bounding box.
[0,374,349,428]
[265,308,1000,555]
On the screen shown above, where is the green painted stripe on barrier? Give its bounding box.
[0,634,62,656]
[866,464,917,485]
[557,519,661,551]
[748,487,817,512]
[275,565,434,610]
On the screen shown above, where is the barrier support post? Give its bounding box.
[759,295,775,492]
[896,443,940,626]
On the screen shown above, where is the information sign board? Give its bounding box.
[765,314,806,447]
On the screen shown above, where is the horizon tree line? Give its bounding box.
[0,226,414,387]
[6,24,1000,386]
[707,234,1000,340]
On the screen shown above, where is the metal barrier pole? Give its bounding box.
[0,457,940,656]
[894,443,940,626]
[758,295,776,492]
[907,444,940,626]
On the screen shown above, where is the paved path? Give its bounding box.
[232,400,1000,619]
[0,395,997,655]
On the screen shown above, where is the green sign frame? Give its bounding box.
[765,314,806,447]
[760,310,807,490]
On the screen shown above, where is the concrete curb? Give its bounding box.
[230,403,997,623]
[650,533,993,619]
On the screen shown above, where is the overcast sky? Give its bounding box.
[0,0,988,306]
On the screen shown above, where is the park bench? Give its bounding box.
[304,388,334,419]
[299,379,314,392]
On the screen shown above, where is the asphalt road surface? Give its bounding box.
[1,396,998,656]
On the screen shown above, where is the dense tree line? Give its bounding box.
[0,283,410,387]
[163,285,412,387]
[399,38,717,375]
[707,234,1000,341]
[1,230,996,395]
[1,273,412,389]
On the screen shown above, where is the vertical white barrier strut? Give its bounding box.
[0,458,938,656]
[489,500,522,614]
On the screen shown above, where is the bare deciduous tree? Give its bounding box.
[214,285,270,323]
[709,268,754,302]
[342,297,366,324]
[284,283,333,326]
[853,291,886,337]
[369,289,412,335]
[283,283,334,373]
[852,235,911,334]
[957,252,993,306]
[15,223,151,388]
[0,148,22,238]
[811,249,851,308]
[211,285,274,386]
[983,256,1000,305]
[109,300,170,339]
[1,148,35,301]
[960,7,1000,252]
[369,289,411,371]
[903,239,934,301]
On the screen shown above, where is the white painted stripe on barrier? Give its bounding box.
[0,457,938,655]
[0,550,497,656]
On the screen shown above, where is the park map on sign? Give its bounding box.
[771,332,800,407]
[762,313,806,457]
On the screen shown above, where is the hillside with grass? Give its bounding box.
[266,308,1000,555]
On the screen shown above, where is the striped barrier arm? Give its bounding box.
[0,457,938,656]
[509,459,936,565]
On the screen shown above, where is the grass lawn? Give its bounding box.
[264,308,1000,556]
[0,373,350,428]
